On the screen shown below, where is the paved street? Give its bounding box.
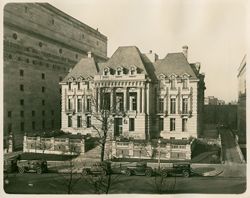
[4,172,246,194]
[220,128,243,164]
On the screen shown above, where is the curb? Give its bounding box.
[202,169,224,177]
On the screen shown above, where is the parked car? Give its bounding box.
[4,158,18,173]
[82,161,112,176]
[161,162,191,177]
[17,159,48,174]
[121,162,154,177]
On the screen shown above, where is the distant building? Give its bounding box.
[60,46,205,141]
[204,96,225,105]
[4,3,107,149]
[237,55,246,149]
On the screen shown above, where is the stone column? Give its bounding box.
[111,88,114,111]
[141,87,145,113]
[75,97,78,113]
[124,88,127,112]
[137,89,140,112]
[97,87,100,112]
[83,90,86,112]
[146,83,150,114]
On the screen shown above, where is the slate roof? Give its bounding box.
[154,53,198,78]
[61,57,99,82]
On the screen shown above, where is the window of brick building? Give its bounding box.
[12,33,17,40]
[170,118,176,131]
[20,69,24,76]
[20,84,24,91]
[20,122,24,132]
[42,110,45,116]
[42,100,45,106]
[42,73,45,79]
[42,86,45,93]
[42,120,45,130]
[8,111,12,118]
[20,99,24,106]
[20,111,24,117]
[32,121,35,130]
[32,110,35,117]
[129,118,135,131]
[182,98,188,114]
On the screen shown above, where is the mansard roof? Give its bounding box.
[98,46,157,81]
[62,57,99,82]
[154,53,198,78]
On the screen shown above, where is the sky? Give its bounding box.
[12,0,248,103]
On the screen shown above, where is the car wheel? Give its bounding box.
[36,167,42,174]
[125,169,131,176]
[101,170,107,176]
[183,171,190,178]
[82,169,88,176]
[18,167,24,174]
[145,170,152,177]
[161,170,168,178]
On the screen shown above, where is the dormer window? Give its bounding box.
[183,78,188,89]
[130,66,137,75]
[103,67,110,76]
[68,82,72,90]
[170,79,175,89]
[116,67,123,75]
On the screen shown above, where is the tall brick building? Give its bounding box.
[60,46,205,141]
[4,3,107,149]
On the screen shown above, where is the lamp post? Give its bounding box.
[158,138,161,170]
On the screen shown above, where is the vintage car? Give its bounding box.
[82,161,112,176]
[4,157,18,173]
[17,159,48,174]
[160,162,191,177]
[121,162,154,177]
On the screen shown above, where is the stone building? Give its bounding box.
[4,3,107,149]
[237,55,246,155]
[60,46,205,143]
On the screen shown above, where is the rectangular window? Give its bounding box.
[116,93,124,112]
[42,110,45,116]
[68,98,73,110]
[68,116,72,127]
[182,98,188,114]
[42,120,45,130]
[8,123,12,132]
[42,73,45,79]
[68,82,72,90]
[32,110,35,117]
[183,79,188,89]
[86,116,91,128]
[77,82,81,90]
[103,93,111,110]
[159,98,164,113]
[170,98,176,114]
[51,110,54,116]
[20,99,24,106]
[87,98,91,112]
[129,93,137,111]
[8,111,12,118]
[20,84,24,91]
[42,86,45,93]
[32,121,35,130]
[77,116,82,128]
[77,99,82,112]
[51,120,54,129]
[42,100,45,106]
[171,79,175,89]
[182,118,188,132]
[170,118,176,131]
[20,122,24,132]
[20,69,24,76]
[20,111,24,117]
[159,117,164,131]
[129,118,135,131]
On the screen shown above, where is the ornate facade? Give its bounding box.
[60,46,205,141]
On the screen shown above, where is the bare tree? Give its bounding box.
[152,174,177,194]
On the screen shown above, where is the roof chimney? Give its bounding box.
[182,45,188,59]
[88,51,92,58]
[195,62,201,72]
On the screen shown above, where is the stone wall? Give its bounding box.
[23,135,85,155]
